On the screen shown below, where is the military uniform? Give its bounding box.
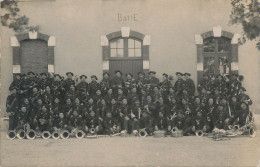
[6,90,19,130]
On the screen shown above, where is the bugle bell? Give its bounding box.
[17,129,26,139]
[26,129,36,140]
[42,131,51,139]
[90,127,96,134]
[60,130,70,139]
[249,127,256,138]
[196,130,204,137]
[234,125,240,130]
[171,127,183,137]
[52,131,60,139]
[7,130,16,140]
[76,130,85,139]
[139,129,147,137]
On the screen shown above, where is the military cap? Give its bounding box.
[66,72,74,76]
[126,73,133,77]
[103,72,110,76]
[184,73,191,76]
[80,75,87,79]
[91,75,98,80]
[138,71,145,76]
[175,72,183,76]
[27,71,35,75]
[240,87,246,91]
[163,73,168,77]
[54,74,62,79]
[216,74,223,79]
[40,73,47,77]
[149,71,156,74]
[115,70,122,75]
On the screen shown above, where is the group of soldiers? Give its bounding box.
[6,70,254,137]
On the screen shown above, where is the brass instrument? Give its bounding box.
[7,130,16,140]
[26,129,36,140]
[171,127,183,137]
[52,130,60,139]
[139,129,147,137]
[90,127,96,135]
[42,131,51,139]
[76,130,85,139]
[60,130,70,139]
[112,125,119,134]
[195,130,204,137]
[17,129,26,139]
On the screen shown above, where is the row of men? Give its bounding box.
[7,89,253,135]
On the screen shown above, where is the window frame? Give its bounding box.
[109,37,143,59]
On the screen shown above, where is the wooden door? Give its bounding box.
[20,39,48,74]
[109,59,143,79]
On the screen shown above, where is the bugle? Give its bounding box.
[195,130,204,137]
[90,127,96,135]
[26,129,36,140]
[75,130,85,139]
[60,130,70,139]
[42,131,51,139]
[139,129,147,137]
[52,131,60,139]
[7,130,16,140]
[171,127,183,137]
[17,129,26,139]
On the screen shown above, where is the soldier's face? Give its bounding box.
[16,75,21,80]
[159,98,163,104]
[108,89,112,94]
[70,85,75,90]
[197,112,202,117]
[118,89,123,95]
[122,99,127,105]
[163,76,167,80]
[171,98,176,103]
[55,98,59,103]
[184,75,189,80]
[33,88,37,93]
[169,88,174,93]
[88,99,93,104]
[142,113,147,117]
[96,90,101,95]
[12,89,17,94]
[111,99,116,104]
[37,100,42,105]
[241,103,247,110]
[131,88,137,93]
[147,96,152,102]
[42,106,47,112]
[106,112,112,117]
[231,97,237,102]
[103,74,109,79]
[59,113,64,118]
[68,74,72,79]
[90,111,95,117]
[21,107,26,112]
[208,99,213,105]
[46,86,51,92]
[75,98,80,104]
[153,87,159,92]
[218,106,223,111]
[195,98,200,104]
[159,112,163,118]
[101,99,106,105]
[24,99,29,104]
[181,99,187,104]
[116,72,121,77]
[73,111,78,116]
[42,75,46,79]
[66,99,71,104]
[55,76,60,81]
[81,77,86,82]
[139,74,144,78]
[149,73,155,78]
[91,77,96,82]
[177,74,182,79]
[127,75,132,80]
[178,113,183,118]
[135,100,140,106]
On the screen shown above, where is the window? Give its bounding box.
[109,38,142,58]
[202,37,231,75]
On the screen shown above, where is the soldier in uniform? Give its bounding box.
[51,74,63,98]
[154,111,171,132]
[212,104,230,130]
[238,87,253,106]
[22,72,38,96]
[50,97,62,119]
[68,110,84,132]
[143,95,157,118]
[147,71,160,89]
[159,73,172,101]
[9,73,23,92]
[125,73,136,94]
[63,97,73,117]
[127,86,139,106]
[204,98,215,132]
[72,97,85,117]
[54,112,69,132]
[34,105,51,133]
[6,87,19,130]
[197,73,210,92]
[102,111,121,135]
[38,73,50,91]
[111,70,124,96]
[85,110,102,134]
[231,102,253,127]
[171,110,186,132]
[190,110,208,135]
[174,72,184,95]
[88,75,100,97]
[129,99,142,133]
[136,72,148,92]
[62,72,75,92]
[100,72,111,96]
[16,106,29,130]
[183,73,195,96]
[76,75,88,99]
[138,110,153,135]
[118,98,131,133]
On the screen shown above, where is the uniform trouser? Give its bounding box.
[131,119,139,131]
[8,115,16,130]
[215,122,229,130]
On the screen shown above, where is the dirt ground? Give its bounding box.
[1,131,260,167]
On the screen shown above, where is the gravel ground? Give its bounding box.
[1,131,260,167]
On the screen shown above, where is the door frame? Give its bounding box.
[11,31,56,74]
[195,26,240,83]
[101,27,151,75]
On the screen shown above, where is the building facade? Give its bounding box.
[1,0,260,113]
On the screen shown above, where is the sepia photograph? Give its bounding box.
[0,0,260,166]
